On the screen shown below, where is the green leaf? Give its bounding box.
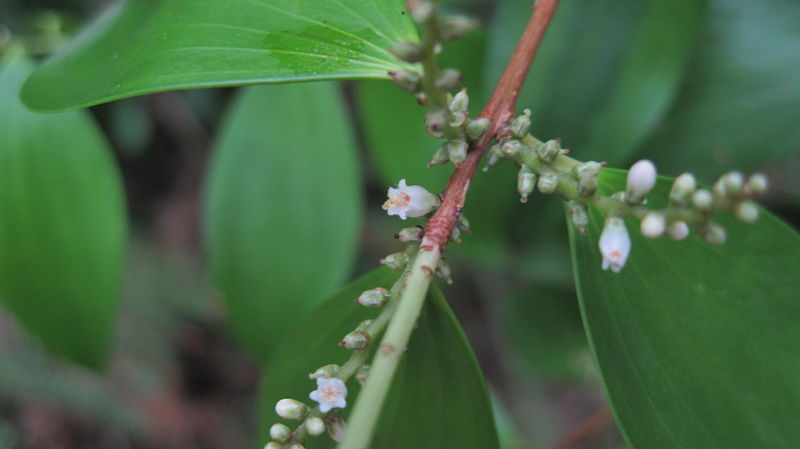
[569,168,800,448]
[0,49,127,369]
[21,0,418,112]
[644,0,800,179]
[204,82,362,363]
[486,0,704,164]
[257,268,500,449]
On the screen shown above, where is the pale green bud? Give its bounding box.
[449,110,467,127]
[666,221,689,241]
[309,364,340,379]
[734,201,759,223]
[449,88,469,112]
[438,16,479,41]
[275,399,308,420]
[425,109,447,137]
[305,417,325,436]
[537,139,560,163]
[692,189,714,212]
[389,42,423,63]
[457,214,471,233]
[483,144,502,171]
[287,444,305,449]
[450,226,462,243]
[723,171,744,195]
[745,173,768,195]
[356,365,370,386]
[501,140,523,158]
[356,288,390,307]
[511,109,532,138]
[447,139,468,165]
[339,330,369,350]
[395,226,424,242]
[388,70,421,92]
[381,251,409,270]
[538,172,559,194]
[265,443,282,449]
[357,319,373,332]
[517,165,536,203]
[411,1,435,23]
[428,144,449,167]
[436,69,462,91]
[466,118,490,140]
[578,172,598,197]
[670,173,696,205]
[568,201,589,235]
[270,423,292,442]
[702,222,726,245]
[436,259,453,284]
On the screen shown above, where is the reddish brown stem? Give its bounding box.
[546,407,615,449]
[422,0,561,250]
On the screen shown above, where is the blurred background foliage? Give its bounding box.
[0,0,798,448]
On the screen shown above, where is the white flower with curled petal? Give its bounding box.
[382,179,439,220]
[309,378,347,413]
[599,217,631,273]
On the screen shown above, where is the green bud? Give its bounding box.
[275,399,308,420]
[436,259,453,284]
[517,165,536,203]
[692,189,714,212]
[670,173,696,205]
[428,143,449,167]
[538,172,559,194]
[457,214,471,233]
[265,443,282,449]
[576,162,599,197]
[449,88,469,112]
[389,42,423,63]
[734,201,759,223]
[270,423,292,442]
[449,110,467,127]
[577,161,602,178]
[395,226,424,242]
[537,139,560,163]
[483,144,502,171]
[339,330,369,350]
[511,109,532,138]
[305,417,325,436]
[309,364,340,379]
[411,1,435,23]
[447,139,468,165]
[357,319,373,332]
[356,365,371,386]
[381,251,409,270]
[438,16,479,41]
[356,287,390,307]
[425,109,447,137]
[745,173,768,195]
[388,70,421,92]
[436,68,462,91]
[466,118,490,140]
[450,226,461,243]
[568,201,589,235]
[701,222,726,245]
[501,140,523,158]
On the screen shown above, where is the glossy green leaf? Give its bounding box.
[486,0,703,165]
[0,50,127,368]
[257,268,500,449]
[644,0,800,179]
[21,0,418,112]
[204,82,362,362]
[569,168,800,448]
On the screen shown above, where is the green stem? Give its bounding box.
[337,246,441,449]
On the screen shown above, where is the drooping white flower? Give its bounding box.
[599,217,631,273]
[382,179,439,220]
[309,377,347,413]
[626,160,657,204]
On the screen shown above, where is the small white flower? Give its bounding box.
[626,159,657,204]
[640,212,665,238]
[382,179,438,220]
[309,377,347,413]
[599,217,631,273]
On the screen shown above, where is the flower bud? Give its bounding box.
[517,165,536,203]
[599,217,631,273]
[577,172,598,197]
[389,42,423,63]
[466,118,490,140]
[411,1,435,23]
[438,16,479,41]
[457,214,471,233]
[436,259,453,284]
[640,212,665,238]
[537,172,559,194]
[395,226,424,242]
[388,70,421,92]
[511,109,532,138]
[450,226,461,243]
[265,443,282,449]
[666,221,689,241]
[381,251,409,270]
[449,88,469,112]
[276,399,308,420]
[287,444,305,449]
[692,189,714,212]
[537,139,560,163]
[501,139,523,158]
[339,330,369,350]
[483,144,502,171]
[309,364,340,379]
[425,109,447,137]
[626,159,657,204]
[447,139,468,165]
[669,173,696,205]
[734,201,759,223]
[326,415,347,442]
[702,222,726,245]
[428,143,449,167]
[568,201,589,235]
[305,417,325,436]
[356,365,371,386]
[270,423,292,442]
[745,173,768,195]
[355,288,390,307]
[436,69,462,91]
[721,171,744,196]
[357,319,373,332]
[449,110,467,127]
